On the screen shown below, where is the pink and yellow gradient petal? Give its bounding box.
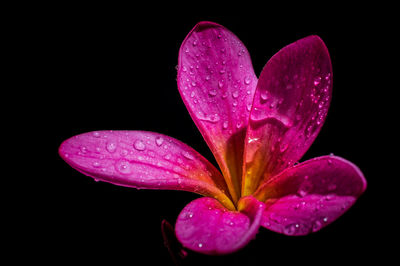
[58,130,235,210]
[177,21,258,203]
[242,35,333,197]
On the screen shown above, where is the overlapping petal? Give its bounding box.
[59,130,234,210]
[253,156,366,235]
[177,21,258,203]
[242,36,332,196]
[175,196,265,255]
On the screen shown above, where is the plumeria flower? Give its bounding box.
[59,21,366,255]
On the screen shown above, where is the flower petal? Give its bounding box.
[242,36,332,196]
[59,130,234,210]
[175,196,265,255]
[177,21,258,203]
[254,156,366,235]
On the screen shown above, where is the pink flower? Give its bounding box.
[59,21,366,255]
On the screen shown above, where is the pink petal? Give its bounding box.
[59,130,234,210]
[177,21,258,203]
[242,36,332,196]
[175,196,265,255]
[253,155,366,235]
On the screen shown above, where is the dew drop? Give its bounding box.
[244,76,252,85]
[198,243,203,248]
[218,80,224,89]
[232,90,239,98]
[80,146,88,154]
[222,121,229,129]
[182,151,194,160]
[192,40,198,46]
[134,140,146,151]
[297,180,313,197]
[219,69,225,74]
[232,100,238,107]
[115,160,131,174]
[191,81,197,87]
[246,102,252,112]
[312,220,322,232]
[155,136,164,146]
[205,75,211,81]
[106,142,117,153]
[92,132,101,138]
[208,89,217,97]
[260,91,268,101]
[325,73,331,80]
[313,76,321,86]
[164,153,172,160]
[92,161,101,168]
[190,91,195,98]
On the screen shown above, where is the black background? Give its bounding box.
[20,4,393,265]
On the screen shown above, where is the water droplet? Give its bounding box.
[313,76,321,86]
[92,161,101,168]
[208,89,217,97]
[232,100,238,107]
[92,132,101,138]
[155,136,164,146]
[134,140,146,151]
[106,142,117,153]
[218,80,224,89]
[284,224,300,235]
[232,90,239,98]
[198,243,203,248]
[327,159,333,165]
[164,153,172,160]
[182,151,194,160]
[236,121,242,129]
[219,69,225,74]
[297,180,313,197]
[312,220,322,232]
[260,91,268,100]
[115,160,131,174]
[244,76,252,85]
[80,146,88,154]
[222,121,229,129]
[190,91,195,98]
[196,112,220,123]
[280,143,289,152]
[205,75,210,81]
[191,81,197,87]
[325,73,331,80]
[323,217,328,223]
[246,102,252,111]
[192,40,198,46]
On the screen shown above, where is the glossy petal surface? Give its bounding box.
[243,36,332,196]
[175,196,265,254]
[59,130,234,210]
[178,21,258,203]
[254,156,366,235]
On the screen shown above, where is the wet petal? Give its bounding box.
[243,36,332,195]
[254,156,366,235]
[177,21,258,203]
[175,196,264,255]
[59,130,234,210]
